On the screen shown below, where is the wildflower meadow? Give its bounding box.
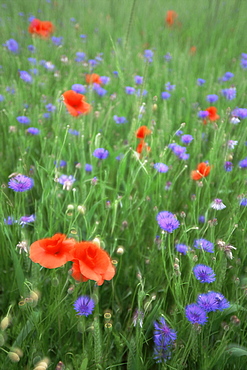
[1,0,247,369]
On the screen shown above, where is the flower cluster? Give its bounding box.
[29,234,115,286]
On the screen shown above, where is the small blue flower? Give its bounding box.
[3,39,19,53]
[206,94,218,103]
[156,211,180,233]
[0,95,5,102]
[93,148,109,160]
[224,161,233,172]
[165,82,176,91]
[161,92,171,100]
[17,116,30,125]
[19,214,36,227]
[153,163,169,173]
[75,52,86,62]
[175,243,189,255]
[239,158,247,168]
[8,175,34,192]
[27,127,40,135]
[197,78,206,86]
[125,86,135,95]
[4,216,17,225]
[153,317,176,363]
[185,303,208,325]
[193,264,216,283]
[51,36,63,46]
[85,164,93,172]
[72,84,87,94]
[134,75,143,85]
[180,134,193,145]
[73,295,95,316]
[221,88,236,100]
[198,110,209,119]
[100,76,110,85]
[240,198,247,206]
[19,70,32,83]
[193,238,214,253]
[164,53,172,62]
[68,129,80,136]
[144,49,153,62]
[197,291,230,312]
[113,115,127,124]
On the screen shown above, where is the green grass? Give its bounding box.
[1,0,247,368]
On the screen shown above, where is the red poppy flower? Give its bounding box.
[191,162,211,181]
[85,73,102,85]
[165,10,178,27]
[206,106,220,121]
[190,46,197,55]
[62,90,91,116]
[136,126,151,139]
[28,18,54,38]
[29,233,76,269]
[136,140,151,155]
[71,242,115,285]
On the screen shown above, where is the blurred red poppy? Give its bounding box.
[29,233,76,269]
[62,90,91,116]
[206,106,220,122]
[165,10,178,27]
[191,162,211,180]
[136,126,151,139]
[28,18,54,38]
[85,73,102,85]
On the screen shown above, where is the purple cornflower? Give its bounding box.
[224,161,233,172]
[113,115,127,124]
[193,238,214,253]
[198,110,209,119]
[80,34,87,39]
[144,49,153,62]
[164,53,172,62]
[43,113,50,119]
[175,243,189,255]
[134,75,143,85]
[175,130,183,136]
[193,264,216,283]
[19,214,36,227]
[45,103,56,112]
[197,291,230,312]
[68,129,80,136]
[16,116,30,125]
[94,85,107,97]
[74,52,86,62]
[153,317,176,363]
[221,72,234,81]
[85,164,93,172]
[240,198,247,206]
[28,45,36,53]
[211,198,226,210]
[125,86,135,95]
[57,175,76,190]
[231,108,247,119]
[161,92,171,100]
[8,175,34,192]
[165,82,176,91]
[185,303,208,325]
[0,94,5,102]
[100,76,110,85]
[239,158,247,168]
[93,148,109,160]
[28,57,36,64]
[72,84,86,94]
[221,87,236,100]
[156,211,180,233]
[206,94,218,103]
[27,127,40,135]
[181,134,193,145]
[198,215,205,223]
[73,295,95,316]
[3,39,19,53]
[51,36,63,46]
[19,70,32,83]
[4,216,17,225]
[153,163,169,173]
[240,59,247,69]
[168,143,189,160]
[197,78,206,85]
[54,160,67,168]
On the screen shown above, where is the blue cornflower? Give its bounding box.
[8,175,34,192]
[185,303,208,325]
[197,291,230,312]
[231,108,247,119]
[240,198,247,206]
[180,134,193,145]
[30,68,39,75]
[153,317,176,363]
[144,49,153,62]
[3,39,19,53]
[75,52,86,62]
[28,57,37,64]
[224,161,233,172]
[198,215,205,223]
[221,87,236,100]
[165,82,176,91]
[4,216,17,225]
[221,72,234,81]
[19,71,32,83]
[28,45,36,53]
[85,164,93,172]
[16,116,30,125]
[80,34,87,39]
[51,36,63,46]
[164,53,172,62]
[168,143,189,160]
[175,243,189,255]
[228,140,238,149]
[161,92,171,100]
[58,175,76,185]
[88,59,98,66]
[27,127,40,135]
[43,61,55,70]
[45,103,56,112]
[198,110,209,119]
[113,115,127,124]
[239,158,247,168]
[54,160,67,168]
[240,59,247,69]
[43,113,51,119]
[197,78,206,85]
[153,163,169,173]
[72,84,87,94]
[73,296,95,316]
[95,86,107,96]
[0,94,5,102]
[68,129,80,136]
[193,238,214,253]
[125,86,135,95]
[193,264,216,283]
[136,89,148,97]
[134,75,143,85]
[93,148,109,159]
[206,94,218,103]
[175,130,183,136]
[19,214,36,227]
[100,76,110,85]
[156,211,180,233]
